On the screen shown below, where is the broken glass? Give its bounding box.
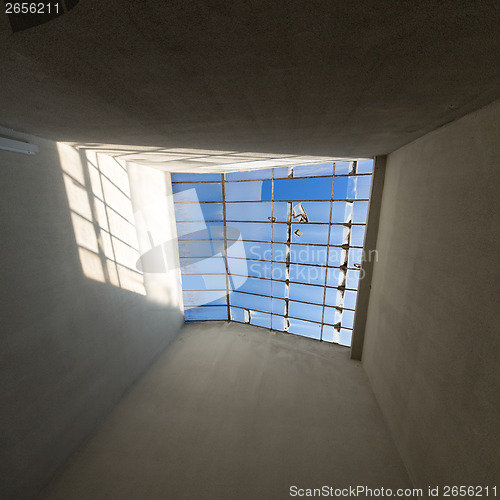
[172,159,373,347]
[226,168,273,181]
[292,163,333,177]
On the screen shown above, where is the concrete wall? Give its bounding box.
[362,100,500,486]
[41,322,412,499]
[0,129,184,500]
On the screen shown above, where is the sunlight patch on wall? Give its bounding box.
[57,143,146,295]
[65,142,350,174]
[127,163,184,308]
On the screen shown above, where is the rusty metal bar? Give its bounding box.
[181,256,363,270]
[180,272,359,291]
[283,202,293,332]
[184,288,356,311]
[221,173,231,320]
[179,237,365,245]
[174,198,370,204]
[178,220,366,226]
[320,171,336,340]
[172,173,372,184]
[270,170,275,330]
[185,304,354,331]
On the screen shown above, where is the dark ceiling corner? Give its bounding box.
[5,0,79,33]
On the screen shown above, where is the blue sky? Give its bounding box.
[172,161,373,346]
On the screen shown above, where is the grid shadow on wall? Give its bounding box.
[172,161,373,346]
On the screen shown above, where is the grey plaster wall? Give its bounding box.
[41,322,411,500]
[362,100,500,486]
[0,129,184,500]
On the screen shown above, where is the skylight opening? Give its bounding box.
[171,160,373,346]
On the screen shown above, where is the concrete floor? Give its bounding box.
[40,321,411,500]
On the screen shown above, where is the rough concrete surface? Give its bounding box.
[362,99,500,487]
[1,2,500,157]
[1,2,500,496]
[40,322,411,500]
[0,128,184,500]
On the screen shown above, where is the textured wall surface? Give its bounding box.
[41,322,411,500]
[0,128,184,500]
[1,2,500,157]
[362,100,500,486]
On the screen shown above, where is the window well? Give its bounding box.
[172,160,373,347]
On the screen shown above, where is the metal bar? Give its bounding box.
[320,172,336,340]
[174,198,370,204]
[180,271,360,291]
[0,136,39,155]
[177,219,365,226]
[270,170,274,330]
[181,255,364,269]
[183,288,356,311]
[221,173,231,321]
[184,304,230,307]
[179,237,366,245]
[186,304,354,330]
[283,201,293,332]
[171,172,372,184]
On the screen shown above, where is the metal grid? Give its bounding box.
[172,161,373,346]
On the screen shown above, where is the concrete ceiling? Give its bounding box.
[1,1,500,158]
